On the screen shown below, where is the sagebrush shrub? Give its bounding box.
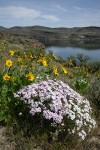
[86,78,100,111]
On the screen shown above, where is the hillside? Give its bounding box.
[0,26,100,48]
[0,30,45,50]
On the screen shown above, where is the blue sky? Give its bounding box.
[0,0,100,28]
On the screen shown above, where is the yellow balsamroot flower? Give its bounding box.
[62,67,68,74]
[53,67,59,75]
[24,52,27,57]
[33,55,36,59]
[75,66,80,69]
[3,74,10,80]
[68,59,73,67]
[30,54,33,58]
[42,58,47,66]
[52,54,57,60]
[95,74,100,77]
[69,73,74,78]
[38,58,47,66]
[10,77,14,82]
[26,72,35,81]
[6,59,13,67]
[10,50,14,56]
[17,57,23,63]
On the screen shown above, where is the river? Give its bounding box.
[46,46,100,61]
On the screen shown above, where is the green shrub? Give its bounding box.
[86,78,100,112]
[87,61,100,73]
[76,53,90,66]
[74,79,89,94]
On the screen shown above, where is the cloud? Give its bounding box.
[42,15,59,22]
[0,6,41,19]
[0,4,100,28]
[56,5,67,12]
[73,6,83,11]
[0,6,59,22]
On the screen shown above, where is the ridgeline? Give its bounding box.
[0,26,100,48]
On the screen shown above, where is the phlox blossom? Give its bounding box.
[14,79,96,140]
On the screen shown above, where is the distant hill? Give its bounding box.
[0,26,100,48]
[0,28,45,50]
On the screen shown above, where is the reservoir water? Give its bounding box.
[46,46,100,61]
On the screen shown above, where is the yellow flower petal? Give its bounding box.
[3,74,10,80]
[26,72,35,81]
[6,60,13,67]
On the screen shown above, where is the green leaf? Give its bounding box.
[0,111,6,122]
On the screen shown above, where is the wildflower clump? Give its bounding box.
[52,54,57,60]
[9,50,14,56]
[38,58,48,66]
[68,59,73,67]
[61,66,68,74]
[14,79,96,141]
[53,66,59,75]
[3,74,10,80]
[26,72,35,81]
[6,59,13,67]
[17,57,23,63]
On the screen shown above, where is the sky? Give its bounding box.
[0,0,100,28]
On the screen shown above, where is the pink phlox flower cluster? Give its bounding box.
[14,79,96,140]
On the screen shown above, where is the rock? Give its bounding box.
[0,126,15,150]
[0,125,100,150]
[82,137,100,150]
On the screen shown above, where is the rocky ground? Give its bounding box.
[0,125,100,150]
[0,126,14,150]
